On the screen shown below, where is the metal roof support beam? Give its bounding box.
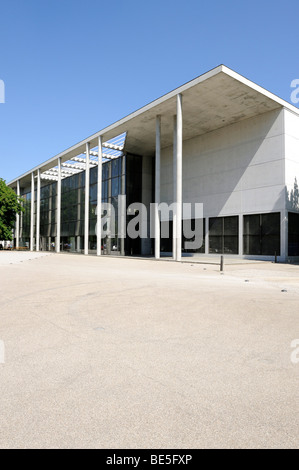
[83,151,122,160]
[60,164,84,172]
[102,142,123,151]
[40,175,58,181]
[72,156,91,163]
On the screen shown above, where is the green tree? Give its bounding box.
[0,178,24,241]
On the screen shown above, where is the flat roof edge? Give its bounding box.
[8,64,299,186]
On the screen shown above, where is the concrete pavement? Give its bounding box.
[0,252,298,448]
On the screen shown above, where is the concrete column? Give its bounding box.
[155,115,161,259]
[239,214,243,256]
[47,184,52,250]
[56,157,62,253]
[120,155,126,256]
[176,94,183,262]
[205,218,209,254]
[20,191,23,242]
[173,115,177,260]
[16,180,20,248]
[97,136,102,256]
[76,236,81,253]
[36,169,41,252]
[30,172,35,251]
[84,142,90,255]
[107,162,112,255]
[281,209,288,261]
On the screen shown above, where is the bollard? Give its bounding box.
[220,255,224,272]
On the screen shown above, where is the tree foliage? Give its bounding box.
[0,178,24,240]
[289,177,299,210]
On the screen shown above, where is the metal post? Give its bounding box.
[239,214,243,256]
[176,94,183,262]
[155,115,161,259]
[84,142,90,255]
[205,217,209,254]
[220,255,224,272]
[281,210,288,262]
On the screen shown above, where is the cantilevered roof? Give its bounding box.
[8,65,299,188]
[39,133,126,182]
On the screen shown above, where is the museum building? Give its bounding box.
[8,65,299,261]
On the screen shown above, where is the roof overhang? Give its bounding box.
[8,65,299,189]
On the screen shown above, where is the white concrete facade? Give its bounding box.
[285,108,299,212]
[160,109,285,216]
[159,108,290,260]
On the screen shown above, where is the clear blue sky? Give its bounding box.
[1,0,299,182]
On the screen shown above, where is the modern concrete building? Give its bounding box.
[8,65,299,261]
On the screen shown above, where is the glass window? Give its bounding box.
[243,213,280,256]
[103,163,109,180]
[102,180,108,201]
[90,184,97,202]
[112,159,120,178]
[209,216,238,254]
[288,212,299,256]
[111,178,119,197]
[90,167,98,185]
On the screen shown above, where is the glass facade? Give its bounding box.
[19,154,142,255]
[288,212,299,256]
[243,213,280,256]
[40,182,57,250]
[18,160,288,259]
[125,154,142,255]
[209,216,239,254]
[160,219,205,254]
[19,190,33,248]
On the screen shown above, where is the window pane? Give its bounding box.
[288,212,299,256]
[209,216,238,254]
[111,178,119,197]
[243,213,280,256]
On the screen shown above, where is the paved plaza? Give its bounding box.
[0,252,298,448]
